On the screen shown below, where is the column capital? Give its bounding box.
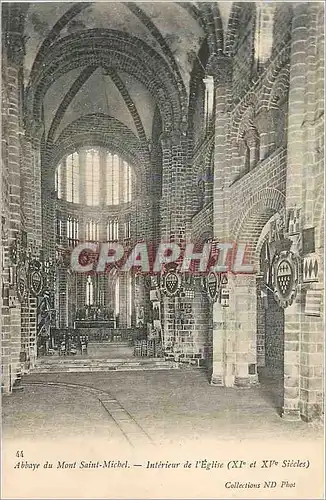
[3,32,25,66]
[160,127,186,148]
[206,55,232,85]
[25,119,45,146]
[244,127,259,147]
[2,4,27,66]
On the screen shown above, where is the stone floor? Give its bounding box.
[3,369,324,499]
[3,369,323,446]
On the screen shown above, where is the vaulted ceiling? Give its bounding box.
[22,2,234,147]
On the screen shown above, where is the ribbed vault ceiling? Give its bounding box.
[23,2,233,144]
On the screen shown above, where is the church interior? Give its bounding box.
[1,1,324,436]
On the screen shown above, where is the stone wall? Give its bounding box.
[205,2,324,420]
[1,6,42,392]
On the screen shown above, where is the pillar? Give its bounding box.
[282,3,309,420]
[246,128,260,171]
[207,55,233,386]
[299,3,324,421]
[233,274,259,386]
[2,14,25,392]
[159,129,188,352]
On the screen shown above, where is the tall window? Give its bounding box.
[55,163,63,199]
[85,220,99,241]
[124,218,131,239]
[55,148,133,205]
[254,4,275,72]
[203,75,214,130]
[107,220,119,241]
[123,162,132,203]
[86,276,94,306]
[85,150,100,206]
[106,153,119,205]
[66,153,79,203]
[67,216,79,247]
[106,153,132,205]
[56,211,63,244]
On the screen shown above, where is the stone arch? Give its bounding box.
[25,29,183,133]
[258,51,291,114]
[102,69,150,161]
[271,4,293,57]
[47,66,97,143]
[177,2,205,31]
[224,2,244,56]
[232,188,286,269]
[47,66,149,162]
[254,212,281,273]
[49,114,148,196]
[27,2,91,84]
[255,63,290,160]
[27,2,188,109]
[125,3,187,109]
[237,104,257,139]
[268,66,291,110]
[231,94,258,145]
[196,227,214,248]
[188,2,224,56]
[232,102,260,176]
[256,108,271,161]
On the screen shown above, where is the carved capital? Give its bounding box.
[244,127,259,147]
[2,5,27,66]
[25,119,45,147]
[160,128,184,149]
[3,32,25,66]
[206,55,232,86]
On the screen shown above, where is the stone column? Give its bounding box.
[29,127,45,366]
[233,274,259,386]
[1,55,11,392]
[160,129,188,242]
[246,128,260,171]
[134,275,149,329]
[119,273,128,328]
[298,4,324,421]
[20,134,35,372]
[2,19,25,392]
[79,150,86,207]
[78,150,86,245]
[159,129,188,352]
[282,3,309,420]
[41,131,56,262]
[207,55,233,386]
[211,273,259,388]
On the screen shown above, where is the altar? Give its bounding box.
[74,319,116,329]
[73,319,117,342]
[73,325,135,342]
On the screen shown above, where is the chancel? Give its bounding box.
[1,1,324,430]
